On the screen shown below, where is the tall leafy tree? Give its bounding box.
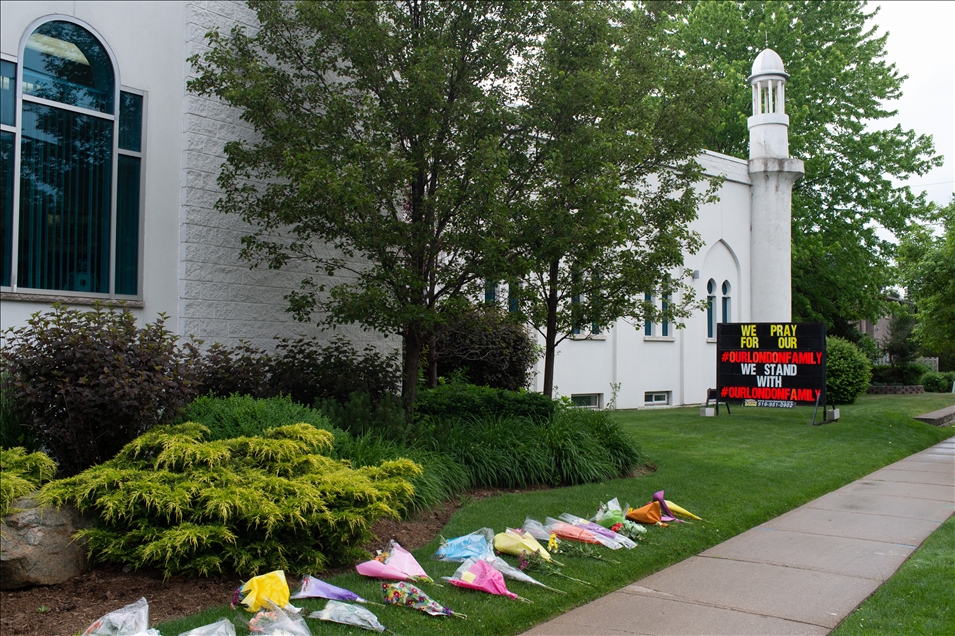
[898,199,955,370]
[510,1,721,397]
[189,1,542,408]
[676,1,942,335]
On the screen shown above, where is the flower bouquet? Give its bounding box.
[546,533,619,564]
[381,582,465,618]
[444,557,531,602]
[517,550,591,587]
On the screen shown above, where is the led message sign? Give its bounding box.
[716,322,826,408]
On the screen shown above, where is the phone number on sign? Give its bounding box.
[744,399,796,408]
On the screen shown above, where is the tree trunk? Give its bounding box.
[542,259,560,398]
[402,329,423,415]
[426,335,438,388]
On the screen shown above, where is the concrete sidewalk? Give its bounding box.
[523,438,955,636]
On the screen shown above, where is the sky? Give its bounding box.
[870,1,954,211]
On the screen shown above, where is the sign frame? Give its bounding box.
[716,322,827,410]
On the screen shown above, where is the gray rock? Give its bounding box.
[1,496,94,589]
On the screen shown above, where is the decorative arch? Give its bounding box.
[701,240,742,332]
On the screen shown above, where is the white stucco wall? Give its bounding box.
[1,0,185,329]
[542,151,755,410]
[2,0,390,354]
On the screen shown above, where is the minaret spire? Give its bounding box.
[747,49,804,323]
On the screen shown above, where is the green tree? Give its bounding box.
[677,1,942,335]
[511,1,721,397]
[899,199,955,370]
[189,1,542,409]
[883,303,918,369]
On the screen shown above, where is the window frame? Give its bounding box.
[570,393,602,410]
[2,16,145,302]
[721,280,732,324]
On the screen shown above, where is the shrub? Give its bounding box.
[1,305,202,476]
[318,392,410,442]
[434,307,538,390]
[0,376,41,452]
[39,422,419,577]
[335,433,469,517]
[870,365,898,385]
[437,415,555,488]
[271,336,401,406]
[195,336,401,408]
[427,407,643,488]
[415,383,557,422]
[826,336,872,404]
[196,341,275,399]
[177,394,346,445]
[541,408,643,485]
[901,363,930,386]
[920,372,953,393]
[1,447,56,517]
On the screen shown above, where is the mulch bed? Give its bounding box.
[0,489,533,636]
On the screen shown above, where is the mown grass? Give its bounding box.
[157,393,954,636]
[830,513,955,635]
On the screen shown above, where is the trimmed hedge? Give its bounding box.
[416,383,557,422]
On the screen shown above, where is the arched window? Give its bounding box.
[706,279,716,338]
[721,280,732,323]
[2,18,143,296]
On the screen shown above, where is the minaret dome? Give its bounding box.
[747,48,792,160]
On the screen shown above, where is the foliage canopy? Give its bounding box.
[510,1,721,396]
[676,0,942,335]
[189,0,542,407]
[898,200,955,370]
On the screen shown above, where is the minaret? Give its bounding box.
[748,49,804,323]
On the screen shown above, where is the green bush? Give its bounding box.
[429,407,643,488]
[437,415,555,488]
[336,433,469,517]
[920,372,953,393]
[39,422,419,577]
[415,383,557,422]
[901,363,930,386]
[826,336,872,404]
[1,305,202,476]
[1,447,56,517]
[542,408,643,485]
[870,365,898,385]
[197,336,401,408]
[177,394,346,444]
[319,392,410,442]
[434,307,539,391]
[0,377,41,452]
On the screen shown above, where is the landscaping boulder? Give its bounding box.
[0,496,93,589]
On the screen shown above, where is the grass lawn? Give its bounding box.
[830,514,955,636]
[158,393,954,635]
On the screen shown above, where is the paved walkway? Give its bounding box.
[524,437,955,636]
